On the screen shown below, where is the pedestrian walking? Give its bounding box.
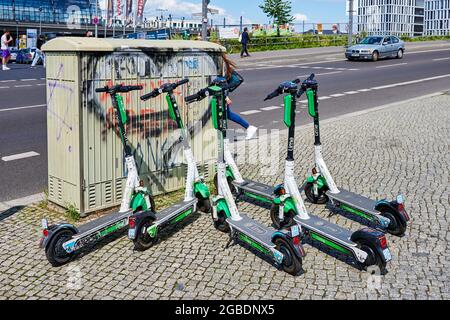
[221,53,257,139]
[31,35,46,68]
[240,27,250,58]
[1,30,13,71]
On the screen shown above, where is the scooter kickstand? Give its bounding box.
[225,231,237,249]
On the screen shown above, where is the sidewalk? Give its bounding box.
[0,93,448,299]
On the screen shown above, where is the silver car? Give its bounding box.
[345,35,405,61]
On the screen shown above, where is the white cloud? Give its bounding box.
[293,13,308,22]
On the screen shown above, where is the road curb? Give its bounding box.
[0,193,44,213]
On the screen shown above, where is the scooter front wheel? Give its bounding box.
[134,218,158,251]
[45,229,75,267]
[304,182,329,204]
[270,204,295,229]
[212,210,230,233]
[196,193,212,213]
[213,173,238,197]
[274,237,302,275]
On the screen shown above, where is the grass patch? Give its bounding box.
[65,203,80,222]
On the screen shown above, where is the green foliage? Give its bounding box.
[65,203,80,222]
[259,0,294,36]
[400,34,450,42]
[221,35,348,54]
[38,189,49,209]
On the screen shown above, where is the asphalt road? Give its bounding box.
[1,42,450,202]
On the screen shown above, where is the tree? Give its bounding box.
[259,0,294,36]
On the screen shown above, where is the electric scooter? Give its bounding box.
[185,79,306,276]
[127,79,211,251]
[264,75,392,273]
[217,74,391,272]
[40,84,155,267]
[301,76,410,236]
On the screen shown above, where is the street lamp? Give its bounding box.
[39,7,43,36]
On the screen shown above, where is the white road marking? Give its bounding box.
[316,71,343,76]
[375,63,408,69]
[408,48,450,55]
[0,86,9,89]
[1,151,40,162]
[299,99,307,103]
[14,84,32,88]
[432,57,450,61]
[358,88,372,92]
[0,79,15,83]
[318,96,331,100]
[20,78,37,81]
[0,104,46,112]
[36,83,46,86]
[344,91,359,94]
[371,74,450,90]
[260,106,281,111]
[330,93,345,97]
[240,110,261,115]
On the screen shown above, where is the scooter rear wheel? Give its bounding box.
[380,208,406,236]
[45,229,75,267]
[134,218,158,251]
[270,204,295,229]
[274,237,302,275]
[358,241,387,274]
[304,182,329,204]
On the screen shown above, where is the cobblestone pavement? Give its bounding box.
[0,94,449,300]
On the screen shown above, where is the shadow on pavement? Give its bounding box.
[0,205,25,222]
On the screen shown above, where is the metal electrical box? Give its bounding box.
[43,37,225,215]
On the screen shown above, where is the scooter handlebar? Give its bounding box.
[185,88,208,104]
[141,78,189,101]
[140,88,160,101]
[95,84,142,94]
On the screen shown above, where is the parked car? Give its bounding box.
[16,48,37,64]
[345,35,405,61]
[8,47,18,62]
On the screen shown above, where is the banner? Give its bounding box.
[126,0,134,25]
[217,27,240,39]
[107,0,114,26]
[136,0,146,23]
[26,28,37,48]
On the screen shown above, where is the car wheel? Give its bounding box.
[372,51,379,62]
[396,49,404,59]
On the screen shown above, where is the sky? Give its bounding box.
[99,0,350,25]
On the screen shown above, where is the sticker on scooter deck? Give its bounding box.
[63,217,129,253]
[294,215,354,246]
[227,214,274,248]
[154,199,197,226]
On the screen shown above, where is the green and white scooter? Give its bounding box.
[221,74,392,272]
[40,84,155,267]
[127,79,211,250]
[185,79,306,276]
[302,76,410,236]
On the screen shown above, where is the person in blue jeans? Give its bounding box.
[221,53,258,139]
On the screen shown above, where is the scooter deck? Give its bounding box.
[233,179,275,200]
[154,198,197,226]
[326,188,379,216]
[294,214,355,247]
[76,210,132,235]
[227,213,275,248]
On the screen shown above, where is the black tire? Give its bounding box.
[274,237,302,275]
[358,241,387,274]
[196,193,212,213]
[347,57,354,61]
[380,207,406,236]
[133,196,156,213]
[45,229,75,267]
[396,49,404,59]
[372,51,379,62]
[212,210,230,233]
[133,218,158,251]
[304,182,329,204]
[213,173,237,197]
[270,204,295,229]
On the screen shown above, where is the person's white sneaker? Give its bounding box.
[2,65,10,70]
[245,125,258,140]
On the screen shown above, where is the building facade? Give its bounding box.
[0,0,99,25]
[424,0,450,35]
[357,0,425,36]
